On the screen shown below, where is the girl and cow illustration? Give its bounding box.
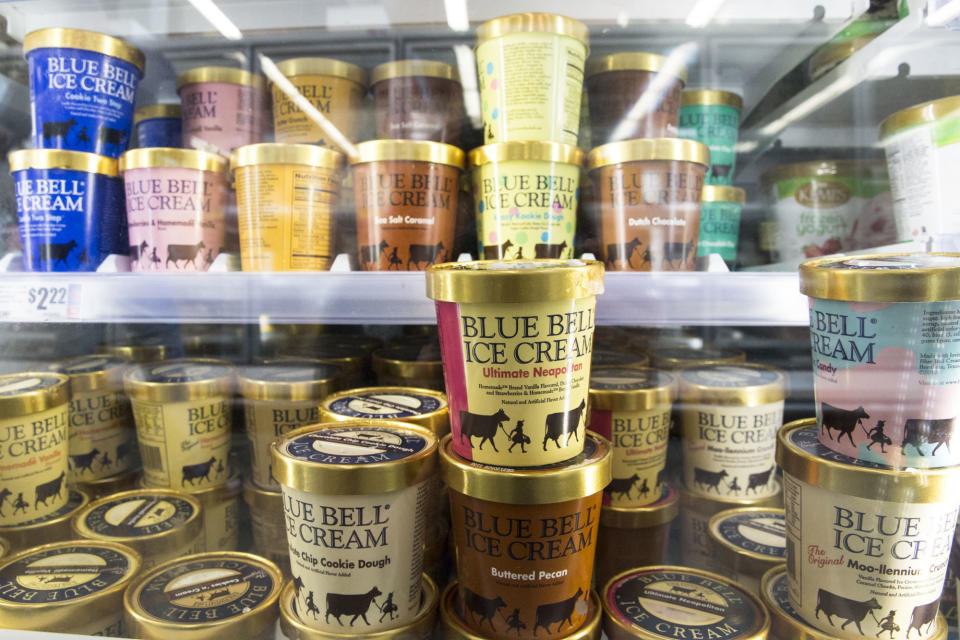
[457,400,588,454]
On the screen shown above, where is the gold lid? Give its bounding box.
[23,27,145,73]
[133,103,181,124]
[439,431,611,504]
[8,149,118,176]
[76,469,140,501]
[799,252,960,302]
[352,139,465,168]
[120,147,228,173]
[72,488,203,559]
[177,66,266,90]
[586,138,710,170]
[271,420,438,495]
[0,372,70,417]
[600,484,679,528]
[759,565,950,640]
[274,57,367,86]
[320,386,449,436]
[589,367,676,411]
[280,574,439,639]
[592,349,650,368]
[678,480,782,516]
[48,354,127,393]
[650,345,746,370]
[0,489,89,552]
[586,52,686,83]
[708,507,786,579]
[678,363,788,406]
[230,142,345,171]
[808,35,877,80]
[469,140,584,167]
[602,566,770,640]
[880,94,960,139]
[242,480,282,514]
[97,340,168,363]
[0,539,141,631]
[761,159,885,183]
[371,344,443,379]
[237,361,341,401]
[123,358,234,402]
[778,418,959,501]
[371,59,459,85]
[426,259,605,304]
[476,13,589,45]
[702,185,746,204]
[123,551,283,640]
[441,581,602,640]
[681,89,743,110]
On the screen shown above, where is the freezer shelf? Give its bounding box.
[0,271,808,326]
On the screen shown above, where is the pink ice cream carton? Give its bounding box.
[120,148,228,272]
[177,67,270,156]
[800,253,960,468]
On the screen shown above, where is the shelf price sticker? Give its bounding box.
[0,281,82,322]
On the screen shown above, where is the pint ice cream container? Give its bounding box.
[178,66,270,155]
[777,419,960,640]
[272,58,366,147]
[678,90,743,186]
[800,253,960,468]
[370,345,446,391]
[708,507,787,596]
[698,185,745,263]
[372,60,464,145]
[23,28,143,158]
[426,259,604,467]
[271,420,438,633]
[133,104,182,148]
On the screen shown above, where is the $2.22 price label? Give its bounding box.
[0,281,81,321]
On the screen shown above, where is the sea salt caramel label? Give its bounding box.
[784,427,960,640]
[0,544,134,603]
[437,298,596,467]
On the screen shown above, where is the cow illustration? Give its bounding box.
[482,239,513,259]
[661,239,696,269]
[0,488,9,517]
[901,417,955,456]
[359,240,388,269]
[693,467,728,494]
[814,588,881,634]
[42,118,77,143]
[97,126,127,152]
[606,474,640,500]
[534,588,583,635]
[820,402,869,446]
[325,586,382,626]
[907,599,939,638]
[543,399,586,450]
[605,238,642,269]
[407,241,445,269]
[181,456,217,486]
[460,408,509,451]
[34,471,66,509]
[534,239,567,259]
[69,449,101,476]
[39,240,78,268]
[746,465,775,494]
[462,587,506,630]
[166,241,206,270]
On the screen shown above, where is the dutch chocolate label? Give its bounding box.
[283,428,430,464]
[0,544,132,603]
[81,494,196,537]
[326,392,445,420]
[715,510,786,559]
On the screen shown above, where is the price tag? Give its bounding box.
[0,280,82,322]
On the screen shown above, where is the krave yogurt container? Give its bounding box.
[426,259,604,467]
[0,539,141,636]
[271,420,438,633]
[800,253,960,468]
[439,432,611,640]
[10,149,127,271]
[23,28,144,158]
[777,419,960,640]
[709,507,786,596]
[133,103,182,148]
[321,386,449,438]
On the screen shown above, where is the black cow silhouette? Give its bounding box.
[359,239,388,269]
[39,240,78,268]
[34,471,66,508]
[606,238,643,269]
[746,466,775,494]
[606,474,640,500]
[821,402,869,446]
[535,588,584,635]
[325,586,382,626]
[693,467,728,494]
[166,241,206,269]
[407,241,445,269]
[181,456,217,486]
[116,440,134,464]
[482,239,513,259]
[543,399,586,450]
[69,448,101,476]
[463,587,506,630]
[902,417,955,456]
[534,239,567,259]
[42,118,77,143]
[12,492,27,515]
[460,408,509,451]
[661,239,696,269]
[815,589,881,635]
[907,599,939,638]
[97,126,127,152]
[711,164,733,178]
[306,590,320,618]
[0,487,10,517]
